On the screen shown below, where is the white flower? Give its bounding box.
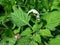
[28,9,40,22]
[28,9,40,15]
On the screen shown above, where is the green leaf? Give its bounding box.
[0,37,17,45]
[32,33,41,43]
[13,27,20,34]
[51,0,60,10]
[0,0,15,13]
[32,23,43,32]
[21,28,32,37]
[11,6,30,27]
[0,0,3,4]
[41,0,49,10]
[48,35,60,45]
[0,16,6,23]
[17,37,30,45]
[8,38,16,45]
[32,24,39,32]
[3,28,14,37]
[39,29,52,37]
[29,41,38,45]
[42,11,60,30]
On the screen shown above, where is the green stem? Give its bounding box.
[27,23,32,29]
[12,24,16,29]
[2,22,8,29]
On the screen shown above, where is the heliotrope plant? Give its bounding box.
[0,0,60,45]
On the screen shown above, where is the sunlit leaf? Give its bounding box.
[11,6,30,27]
[21,28,32,37]
[32,33,41,43]
[39,29,52,37]
[13,27,20,34]
[29,41,38,45]
[0,37,16,45]
[17,37,30,45]
[42,11,60,30]
[48,35,60,45]
[32,23,43,32]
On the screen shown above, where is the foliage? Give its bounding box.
[0,0,60,45]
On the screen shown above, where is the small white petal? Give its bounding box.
[28,9,40,15]
[28,9,40,22]
[37,18,40,20]
[37,15,40,18]
[15,36,18,39]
